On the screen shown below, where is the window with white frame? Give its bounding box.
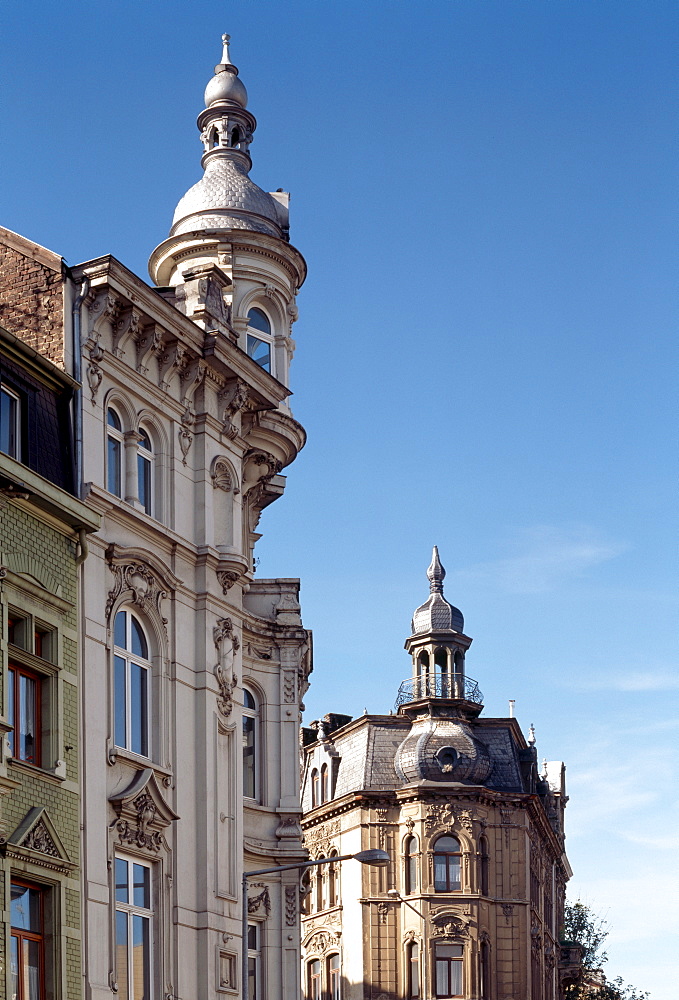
[308,958,321,1000]
[328,953,341,1000]
[107,407,124,497]
[115,856,153,1000]
[0,385,21,459]
[136,428,154,516]
[114,610,151,758]
[242,688,258,799]
[247,922,261,1000]
[245,308,273,375]
[433,835,462,892]
[406,940,420,999]
[405,835,418,895]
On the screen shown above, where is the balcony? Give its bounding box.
[395,672,483,709]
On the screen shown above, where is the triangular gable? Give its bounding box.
[7,807,74,870]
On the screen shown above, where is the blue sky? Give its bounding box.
[1,1,676,995]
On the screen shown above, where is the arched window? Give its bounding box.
[406,940,420,998]
[211,129,219,147]
[328,953,341,1000]
[114,609,151,757]
[405,835,418,895]
[315,866,325,912]
[435,647,449,696]
[107,407,123,497]
[433,835,461,892]
[243,688,259,800]
[479,836,489,896]
[320,763,328,803]
[328,851,338,908]
[231,127,240,147]
[137,428,154,516]
[311,768,319,808]
[308,959,321,1000]
[246,308,273,374]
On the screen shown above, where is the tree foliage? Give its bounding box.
[563,900,649,1000]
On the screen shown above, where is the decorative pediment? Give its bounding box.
[303,928,342,956]
[431,911,470,940]
[109,768,179,855]
[6,807,74,870]
[105,544,182,639]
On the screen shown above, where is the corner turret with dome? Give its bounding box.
[149,34,306,393]
[396,546,482,716]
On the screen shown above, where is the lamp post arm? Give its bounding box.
[241,853,363,1000]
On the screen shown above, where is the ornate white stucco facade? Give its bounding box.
[72,36,312,1000]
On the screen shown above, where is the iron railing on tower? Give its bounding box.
[395,671,483,710]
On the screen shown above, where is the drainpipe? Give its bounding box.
[72,276,89,500]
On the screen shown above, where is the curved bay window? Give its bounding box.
[433,835,462,892]
[243,689,259,800]
[11,881,44,1000]
[435,943,463,998]
[405,835,418,895]
[107,407,124,497]
[114,609,151,758]
[246,308,273,374]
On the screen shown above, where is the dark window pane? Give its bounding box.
[243,716,255,797]
[132,915,150,1000]
[108,436,122,496]
[116,911,129,1000]
[7,668,14,756]
[115,858,128,903]
[19,673,38,764]
[243,689,256,710]
[247,308,271,335]
[0,388,18,457]
[11,884,41,932]
[246,335,271,373]
[114,655,127,748]
[10,935,19,1000]
[130,618,148,659]
[114,612,127,650]
[25,939,41,1000]
[131,663,148,757]
[138,430,151,451]
[133,865,150,909]
[137,455,151,514]
[107,408,122,430]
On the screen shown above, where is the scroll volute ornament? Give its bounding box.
[105,545,181,642]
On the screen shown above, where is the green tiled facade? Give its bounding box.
[0,496,84,1000]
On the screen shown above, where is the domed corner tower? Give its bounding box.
[300,549,576,1000]
[148,33,307,401]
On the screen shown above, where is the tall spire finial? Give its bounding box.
[220,33,234,67]
[427,546,445,594]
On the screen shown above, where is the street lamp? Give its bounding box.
[242,849,389,1000]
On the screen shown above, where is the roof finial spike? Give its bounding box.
[220,33,234,67]
[427,545,445,594]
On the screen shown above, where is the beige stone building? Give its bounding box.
[301,549,575,1000]
[1,34,312,1000]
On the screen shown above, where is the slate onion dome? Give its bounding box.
[411,546,464,635]
[166,34,288,242]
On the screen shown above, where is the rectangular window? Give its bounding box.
[247,923,260,1000]
[137,454,152,515]
[242,716,256,798]
[1,385,21,459]
[407,942,420,998]
[11,881,44,1000]
[435,944,463,998]
[108,435,122,496]
[328,953,341,1000]
[308,959,321,1000]
[8,664,41,765]
[115,856,153,1000]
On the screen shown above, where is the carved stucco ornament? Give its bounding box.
[247,884,271,917]
[303,929,341,957]
[105,544,181,640]
[214,618,240,718]
[424,802,476,836]
[220,379,249,440]
[109,768,179,855]
[6,807,71,864]
[431,912,470,940]
[210,457,236,493]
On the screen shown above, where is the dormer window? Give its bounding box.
[246,308,273,375]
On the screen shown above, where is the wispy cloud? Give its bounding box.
[456,525,625,594]
[574,670,679,693]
